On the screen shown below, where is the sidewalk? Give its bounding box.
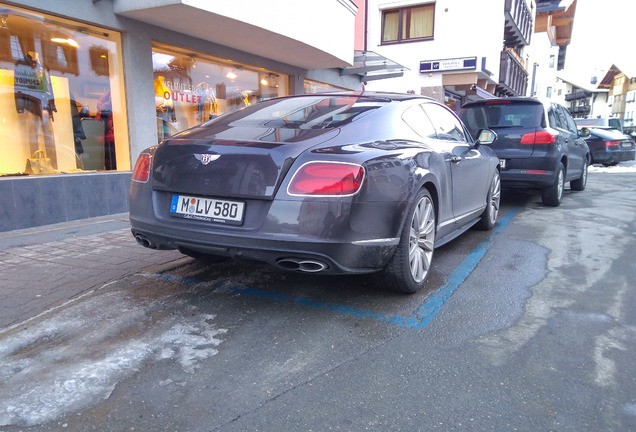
[0,213,185,330]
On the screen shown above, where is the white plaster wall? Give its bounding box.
[525,31,561,100]
[186,0,358,66]
[365,0,506,93]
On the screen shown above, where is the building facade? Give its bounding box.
[363,0,534,109]
[597,66,636,134]
[560,78,610,119]
[526,0,577,104]
[0,0,364,232]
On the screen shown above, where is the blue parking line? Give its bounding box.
[150,208,518,330]
[410,207,519,329]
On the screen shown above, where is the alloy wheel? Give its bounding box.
[488,173,501,226]
[408,195,436,283]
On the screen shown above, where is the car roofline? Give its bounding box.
[264,91,436,104]
[461,96,545,107]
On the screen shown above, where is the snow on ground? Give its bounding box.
[0,282,226,427]
[589,159,636,174]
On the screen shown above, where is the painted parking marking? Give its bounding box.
[149,208,518,330]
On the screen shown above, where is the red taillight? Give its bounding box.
[520,131,557,145]
[132,153,151,183]
[605,141,621,147]
[485,100,511,105]
[288,162,365,196]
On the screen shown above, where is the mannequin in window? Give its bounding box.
[96,89,116,170]
[155,75,175,142]
[70,94,88,169]
[14,51,58,168]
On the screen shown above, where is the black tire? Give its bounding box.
[383,188,436,293]
[476,170,501,231]
[570,157,588,191]
[542,162,565,207]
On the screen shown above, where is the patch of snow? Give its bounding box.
[589,160,636,173]
[0,288,227,427]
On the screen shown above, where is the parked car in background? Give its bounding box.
[130,92,501,294]
[574,117,624,133]
[581,127,636,166]
[460,98,590,207]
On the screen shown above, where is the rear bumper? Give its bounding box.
[129,218,396,275]
[590,148,635,164]
[499,159,557,188]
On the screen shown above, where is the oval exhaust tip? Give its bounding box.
[298,260,328,273]
[135,235,154,249]
[276,259,301,271]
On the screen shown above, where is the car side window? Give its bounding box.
[422,103,468,142]
[402,105,437,139]
[548,106,563,130]
[559,105,578,134]
[552,105,574,134]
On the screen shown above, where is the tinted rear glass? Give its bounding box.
[205,95,388,130]
[460,102,545,137]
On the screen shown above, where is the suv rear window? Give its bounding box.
[460,102,545,137]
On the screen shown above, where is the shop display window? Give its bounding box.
[0,4,129,176]
[304,80,346,94]
[152,45,288,143]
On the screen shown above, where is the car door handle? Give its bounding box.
[450,156,461,164]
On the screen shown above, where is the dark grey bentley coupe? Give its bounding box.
[130,92,501,293]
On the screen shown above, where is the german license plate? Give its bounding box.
[170,195,244,225]
[499,159,506,169]
[621,142,632,148]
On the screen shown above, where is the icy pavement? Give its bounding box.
[0,280,227,427]
[589,159,636,173]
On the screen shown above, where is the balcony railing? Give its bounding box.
[572,105,591,114]
[504,0,533,47]
[565,90,592,101]
[498,50,528,96]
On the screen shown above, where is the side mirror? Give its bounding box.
[475,129,497,147]
[578,127,591,138]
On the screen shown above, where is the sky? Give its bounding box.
[563,0,636,85]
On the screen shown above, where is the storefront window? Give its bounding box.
[152,45,288,143]
[0,4,128,175]
[444,91,462,112]
[304,80,346,94]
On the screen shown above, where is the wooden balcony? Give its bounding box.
[571,104,590,114]
[497,50,528,96]
[565,90,592,101]
[504,0,533,47]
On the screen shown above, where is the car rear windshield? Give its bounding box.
[208,95,389,130]
[460,102,545,137]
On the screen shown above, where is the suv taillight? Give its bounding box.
[288,162,365,196]
[132,153,151,183]
[520,131,557,145]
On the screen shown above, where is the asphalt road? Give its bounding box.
[1,162,635,431]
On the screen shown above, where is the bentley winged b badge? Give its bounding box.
[194,154,220,165]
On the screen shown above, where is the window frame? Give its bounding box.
[381,3,435,45]
[421,102,469,143]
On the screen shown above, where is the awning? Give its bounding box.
[473,85,496,99]
[340,50,408,82]
[113,0,356,70]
